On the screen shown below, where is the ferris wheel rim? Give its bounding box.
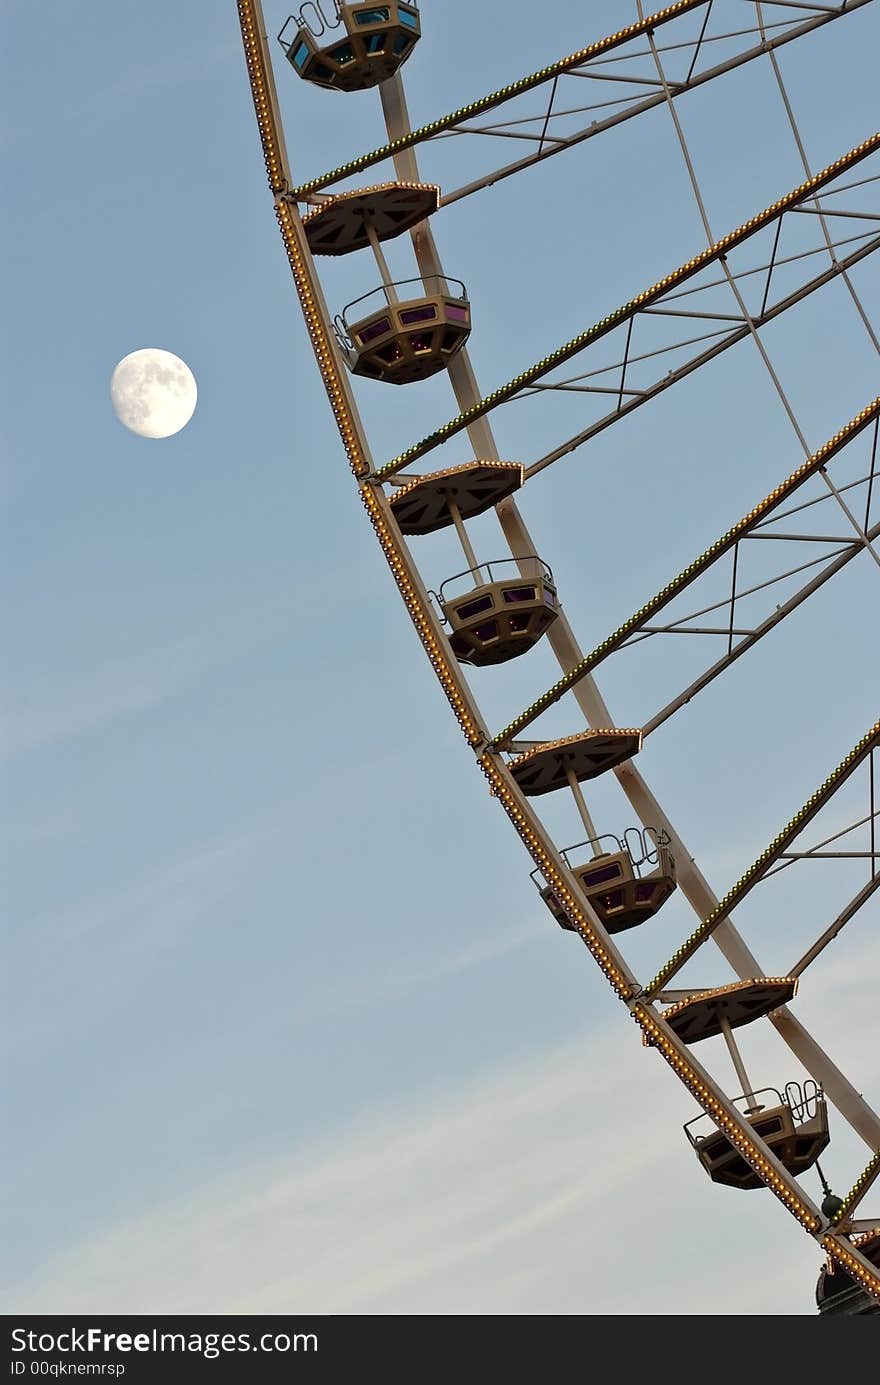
[235,0,880,1308]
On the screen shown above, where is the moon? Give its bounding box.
[110,348,197,439]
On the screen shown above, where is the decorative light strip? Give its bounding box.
[389,460,523,506]
[831,1150,880,1224]
[503,728,643,778]
[821,1235,880,1303]
[360,486,483,747]
[657,977,799,1023]
[274,201,371,478]
[376,134,880,480]
[635,1005,821,1231]
[479,754,633,1000]
[494,399,880,745]
[238,0,863,1288]
[647,722,880,996]
[237,1,287,195]
[237,1,485,746]
[238,2,370,480]
[300,180,440,222]
[289,0,711,197]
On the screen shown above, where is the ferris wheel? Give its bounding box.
[236,0,880,1313]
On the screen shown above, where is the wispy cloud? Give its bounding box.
[1,584,345,758]
[8,893,876,1316]
[12,990,871,1315]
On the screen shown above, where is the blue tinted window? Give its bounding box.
[329,41,355,64]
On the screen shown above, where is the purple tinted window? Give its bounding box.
[598,889,625,910]
[753,1117,784,1139]
[377,341,403,363]
[634,881,656,902]
[400,304,437,325]
[457,593,493,620]
[508,613,530,633]
[445,303,469,323]
[408,333,433,353]
[474,620,499,642]
[358,316,392,344]
[502,586,536,604]
[703,1135,730,1160]
[543,588,556,607]
[328,42,355,64]
[581,862,623,888]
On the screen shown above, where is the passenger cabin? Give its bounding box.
[533,827,675,935]
[389,462,524,536]
[302,183,439,257]
[508,729,642,796]
[279,2,421,92]
[684,1081,830,1190]
[657,977,798,1047]
[336,277,471,384]
[816,1230,880,1315]
[439,558,558,666]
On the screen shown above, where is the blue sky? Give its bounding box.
[3,1,878,1314]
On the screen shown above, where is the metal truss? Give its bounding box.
[647,727,879,993]
[497,404,879,744]
[375,135,880,478]
[237,0,880,1302]
[523,230,879,476]
[288,0,873,204]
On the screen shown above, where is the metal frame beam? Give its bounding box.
[522,235,878,475]
[494,401,879,745]
[791,874,880,977]
[640,521,880,736]
[287,0,872,202]
[236,0,880,1301]
[375,134,880,479]
[376,26,880,1170]
[646,722,880,995]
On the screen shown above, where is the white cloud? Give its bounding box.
[9,906,876,1317]
[1,585,343,758]
[3,1032,854,1314]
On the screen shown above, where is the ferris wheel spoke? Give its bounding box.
[288,0,713,195]
[368,59,878,1170]
[238,0,880,1304]
[375,137,879,479]
[645,721,880,997]
[639,530,876,733]
[492,400,878,745]
[288,0,871,203]
[523,237,877,471]
[503,224,875,398]
[641,0,880,568]
[832,1153,880,1226]
[514,247,877,403]
[767,800,878,879]
[791,872,880,976]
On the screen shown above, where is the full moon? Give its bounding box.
[110,348,198,439]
